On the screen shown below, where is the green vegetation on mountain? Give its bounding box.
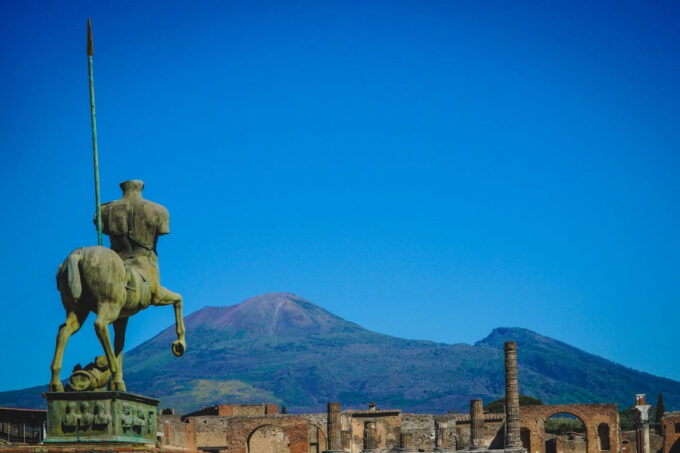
[1,293,679,414]
[484,395,543,413]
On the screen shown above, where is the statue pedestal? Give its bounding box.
[42,391,159,444]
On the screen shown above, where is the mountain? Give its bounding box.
[2,292,679,414]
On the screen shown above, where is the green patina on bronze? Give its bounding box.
[69,356,111,391]
[49,180,186,393]
[43,391,159,444]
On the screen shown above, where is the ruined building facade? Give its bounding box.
[154,341,640,453]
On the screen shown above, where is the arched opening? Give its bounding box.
[521,427,531,452]
[544,413,587,453]
[597,423,610,451]
[669,438,680,453]
[309,424,327,453]
[248,425,290,453]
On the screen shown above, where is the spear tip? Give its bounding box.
[87,18,94,56]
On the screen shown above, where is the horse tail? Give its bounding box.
[62,252,83,299]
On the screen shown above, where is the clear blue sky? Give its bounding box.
[1,1,679,393]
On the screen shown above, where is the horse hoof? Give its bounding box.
[171,340,185,357]
[49,383,64,392]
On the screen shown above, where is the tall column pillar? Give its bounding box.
[325,402,343,452]
[363,421,378,452]
[471,399,485,450]
[635,394,652,453]
[505,341,521,448]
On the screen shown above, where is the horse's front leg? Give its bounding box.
[94,305,125,391]
[153,287,186,357]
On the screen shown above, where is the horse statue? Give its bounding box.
[49,180,186,392]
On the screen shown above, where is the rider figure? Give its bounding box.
[98,180,170,308]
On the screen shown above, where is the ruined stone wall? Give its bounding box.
[159,414,191,450]
[401,414,436,451]
[304,413,328,453]
[405,414,463,450]
[184,404,279,417]
[662,412,680,453]
[159,414,308,453]
[160,403,621,453]
[545,433,587,453]
[189,416,230,449]
[348,411,401,452]
[622,430,665,453]
[229,404,279,416]
[520,404,619,453]
[224,415,308,453]
[453,414,504,450]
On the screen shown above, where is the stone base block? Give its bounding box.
[42,391,160,444]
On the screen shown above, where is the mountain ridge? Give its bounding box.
[1,292,678,413]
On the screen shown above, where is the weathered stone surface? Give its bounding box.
[42,391,159,444]
[505,341,520,448]
[349,407,401,452]
[363,421,377,451]
[470,399,484,450]
[661,411,680,453]
[325,402,342,452]
[519,404,619,453]
[160,412,309,453]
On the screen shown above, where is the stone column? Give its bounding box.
[471,399,485,450]
[392,432,415,452]
[505,341,521,448]
[341,429,351,452]
[364,421,378,452]
[435,420,452,452]
[401,432,414,450]
[635,394,652,453]
[325,402,343,452]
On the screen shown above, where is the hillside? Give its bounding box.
[1,292,678,413]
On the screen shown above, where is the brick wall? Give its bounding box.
[159,414,308,453]
[520,404,619,453]
[662,412,680,453]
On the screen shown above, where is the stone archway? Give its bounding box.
[248,424,291,453]
[520,404,619,453]
[544,412,587,453]
[309,424,327,453]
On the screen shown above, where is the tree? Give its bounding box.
[484,395,543,413]
[655,394,665,434]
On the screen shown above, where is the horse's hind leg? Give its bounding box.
[49,309,88,392]
[93,305,125,391]
[113,317,129,374]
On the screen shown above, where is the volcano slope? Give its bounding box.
[2,292,679,413]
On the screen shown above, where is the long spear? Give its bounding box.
[87,18,103,246]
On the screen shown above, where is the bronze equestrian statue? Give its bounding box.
[49,180,185,392]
